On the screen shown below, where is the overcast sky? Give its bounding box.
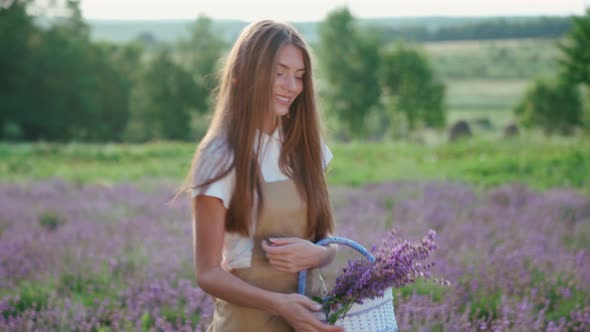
[81,0,589,21]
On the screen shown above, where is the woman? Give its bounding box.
[189,20,343,332]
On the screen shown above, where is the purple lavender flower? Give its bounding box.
[2,179,589,330]
[318,229,449,324]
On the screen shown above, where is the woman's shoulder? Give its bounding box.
[198,134,234,163]
[191,133,236,208]
[193,134,234,183]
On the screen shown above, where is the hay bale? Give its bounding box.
[448,120,472,142]
[504,123,519,138]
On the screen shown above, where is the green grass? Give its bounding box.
[327,136,590,191]
[1,135,589,193]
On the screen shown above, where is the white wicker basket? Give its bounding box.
[298,237,399,332]
[314,287,397,332]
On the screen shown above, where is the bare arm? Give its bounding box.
[261,238,337,273]
[193,195,343,332]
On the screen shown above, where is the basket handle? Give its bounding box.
[297,237,375,295]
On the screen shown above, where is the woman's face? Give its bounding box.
[272,43,305,117]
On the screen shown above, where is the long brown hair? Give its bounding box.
[183,20,334,242]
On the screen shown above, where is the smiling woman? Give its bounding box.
[272,45,305,118]
[177,21,343,332]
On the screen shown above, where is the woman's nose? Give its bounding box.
[282,74,297,92]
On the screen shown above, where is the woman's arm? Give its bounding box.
[193,195,343,332]
[261,238,337,272]
[194,195,277,312]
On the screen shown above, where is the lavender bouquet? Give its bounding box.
[314,229,449,325]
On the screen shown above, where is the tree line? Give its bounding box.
[0,1,445,142]
[1,0,225,142]
[1,1,588,142]
[378,17,572,43]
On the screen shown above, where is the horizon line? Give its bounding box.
[80,13,581,23]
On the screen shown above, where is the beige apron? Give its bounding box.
[207,179,325,332]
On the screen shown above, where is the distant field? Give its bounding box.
[423,38,562,80]
[2,136,589,193]
[411,39,561,129]
[444,79,526,130]
[445,79,528,111]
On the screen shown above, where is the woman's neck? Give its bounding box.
[261,115,279,135]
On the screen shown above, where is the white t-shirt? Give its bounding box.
[192,129,333,270]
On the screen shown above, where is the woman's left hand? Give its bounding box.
[261,237,328,273]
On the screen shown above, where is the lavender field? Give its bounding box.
[0,178,589,331]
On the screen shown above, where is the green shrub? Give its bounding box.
[39,211,64,231]
[514,78,583,135]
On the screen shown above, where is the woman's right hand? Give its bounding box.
[273,293,344,332]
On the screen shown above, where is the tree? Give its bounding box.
[0,1,38,140]
[514,78,582,135]
[177,15,227,114]
[85,42,139,141]
[381,42,446,133]
[559,8,590,133]
[559,8,590,88]
[2,0,136,141]
[20,7,95,140]
[0,0,145,142]
[317,7,381,139]
[143,48,201,140]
